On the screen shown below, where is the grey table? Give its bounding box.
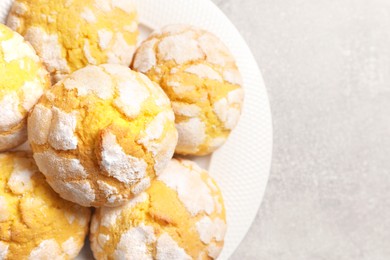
[212,0,390,259]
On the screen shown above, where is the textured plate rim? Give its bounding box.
[133,0,273,258]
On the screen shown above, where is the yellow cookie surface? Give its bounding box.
[0,152,91,260]
[90,158,227,260]
[7,0,138,83]
[132,24,244,156]
[0,23,49,152]
[28,64,178,207]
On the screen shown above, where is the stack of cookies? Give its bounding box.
[0,1,244,259]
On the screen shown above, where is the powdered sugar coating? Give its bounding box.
[132,39,158,73]
[198,33,234,66]
[158,159,214,216]
[107,32,135,65]
[64,65,114,99]
[114,225,156,259]
[99,193,148,228]
[112,74,150,118]
[223,69,243,86]
[207,243,223,259]
[158,34,204,64]
[0,24,49,152]
[140,110,166,138]
[138,110,178,174]
[23,27,70,83]
[111,0,135,14]
[0,241,8,260]
[27,104,53,145]
[83,40,97,65]
[94,0,111,12]
[7,0,139,83]
[97,180,120,203]
[98,29,113,50]
[48,108,78,150]
[0,152,90,259]
[124,21,138,33]
[90,159,226,259]
[171,102,201,118]
[131,177,151,195]
[28,240,62,260]
[80,8,96,23]
[0,93,23,132]
[185,64,222,82]
[213,88,244,130]
[100,131,147,185]
[28,64,177,207]
[61,237,79,257]
[176,118,207,154]
[0,128,27,153]
[195,217,227,244]
[7,158,35,194]
[170,83,196,95]
[33,150,88,180]
[156,233,192,260]
[132,24,244,156]
[21,79,45,110]
[62,181,96,207]
[97,234,110,248]
[33,151,92,207]
[1,32,38,63]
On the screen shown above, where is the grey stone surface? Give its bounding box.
[212,0,390,259]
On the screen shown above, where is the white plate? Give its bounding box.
[0,0,272,259]
[0,0,12,22]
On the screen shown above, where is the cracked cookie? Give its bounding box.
[132,24,244,156]
[90,158,226,260]
[0,152,91,260]
[28,64,178,207]
[7,0,139,84]
[0,23,49,152]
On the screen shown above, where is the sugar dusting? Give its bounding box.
[158,159,214,216]
[100,131,147,186]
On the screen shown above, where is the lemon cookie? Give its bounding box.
[7,0,139,83]
[0,152,91,260]
[90,158,227,259]
[28,64,178,207]
[0,23,49,152]
[132,24,244,156]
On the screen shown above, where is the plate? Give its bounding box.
[0,0,272,259]
[0,0,12,23]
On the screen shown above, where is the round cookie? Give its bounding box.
[132,24,244,156]
[0,152,91,259]
[28,64,178,207]
[0,23,49,152]
[90,158,227,260]
[7,0,139,83]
